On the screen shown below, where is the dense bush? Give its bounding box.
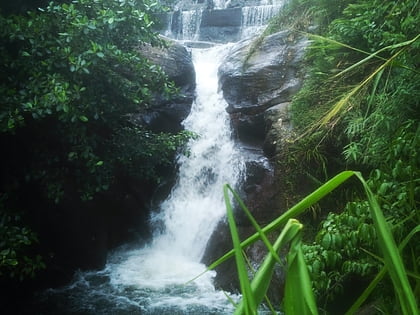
[0,0,191,280]
[268,0,419,312]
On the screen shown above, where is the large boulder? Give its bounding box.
[263,102,294,157]
[202,31,307,295]
[219,30,307,145]
[134,38,196,132]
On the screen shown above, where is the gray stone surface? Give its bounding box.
[134,38,196,132]
[217,31,307,147]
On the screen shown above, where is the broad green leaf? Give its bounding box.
[79,115,88,122]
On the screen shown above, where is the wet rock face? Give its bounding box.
[202,32,307,294]
[219,30,307,146]
[220,30,306,113]
[199,8,243,42]
[263,102,293,157]
[133,38,196,133]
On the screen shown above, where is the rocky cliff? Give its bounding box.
[202,30,308,293]
[220,30,306,148]
[134,38,196,132]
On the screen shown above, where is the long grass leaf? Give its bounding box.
[224,185,257,315]
[332,34,420,79]
[284,221,318,315]
[345,267,387,315]
[301,32,379,58]
[207,171,355,272]
[235,219,302,314]
[319,48,405,127]
[225,184,282,265]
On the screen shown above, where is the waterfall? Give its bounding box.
[241,3,284,38]
[213,0,227,9]
[34,44,245,314]
[164,0,286,42]
[107,43,244,313]
[180,9,203,40]
[149,45,243,262]
[242,5,282,26]
[109,44,243,293]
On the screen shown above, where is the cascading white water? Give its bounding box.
[181,9,203,40]
[150,45,243,262]
[242,5,281,26]
[241,2,285,38]
[213,0,227,9]
[105,43,244,312]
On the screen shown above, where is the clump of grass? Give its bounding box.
[207,171,418,314]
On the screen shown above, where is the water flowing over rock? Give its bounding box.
[153,0,309,303]
[157,0,285,43]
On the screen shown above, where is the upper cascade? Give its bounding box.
[158,0,285,43]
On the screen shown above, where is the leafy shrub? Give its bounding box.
[0,0,191,279]
[0,0,188,202]
[270,0,420,311]
[0,196,45,280]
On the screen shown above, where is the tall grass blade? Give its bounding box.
[300,32,420,74]
[207,171,355,271]
[345,267,387,315]
[346,225,420,314]
[301,32,380,59]
[234,219,301,315]
[223,185,257,315]
[207,171,417,314]
[225,184,282,265]
[284,221,318,315]
[319,48,404,127]
[332,34,420,79]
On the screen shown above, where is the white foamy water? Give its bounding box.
[105,43,244,312]
[181,9,203,40]
[241,3,285,38]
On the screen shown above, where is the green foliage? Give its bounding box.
[331,0,420,52]
[268,0,420,312]
[109,127,194,181]
[210,171,417,314]
[0,197,45,280]
[265,0,353,35]
[303,201,379,301]
[0,0,187,201]
[0,0,191,279]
